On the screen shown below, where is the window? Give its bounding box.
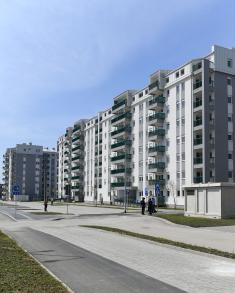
[181,117,185,125]
[139,92,143,98]
[176,119,180,127]
[145,89,148,94]
[175,72,179,78]
[228,153,233,159]
[228,116,232,122]
[228,96,232,103]
[177,191,180,197]
[176,154,180,161]
[180,69,185,75]
[228,171,233,178]
[182,171,185,178]
[182,152,185,160]
[166,77,169,83]
[228,134,233,140]
[227,58,233,68]
[227,78,232,85]
[176,85,180,95]
[139,104,143,110]
[167,89,170,97]
[182,136,185,143]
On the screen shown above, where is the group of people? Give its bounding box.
[140,197,157,215]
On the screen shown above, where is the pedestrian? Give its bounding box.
[140,197,146,215]
[44,201,48,212]
[148,198,153,215]
[51,198,54,205]
[152,197,156,213]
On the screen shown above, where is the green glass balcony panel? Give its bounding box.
[111,126,131,137]
[149,112,165,121]
[111,168,131,174]
[149,96,165,106]
[72,146,81,152]
[194,176,203,183]
[72,176,80,180]
[149,162,165,169]
[72,156,81,161]
[111,182,131,187]
[72,136,80,143]
[112,99,126,111]
[148,145,165,153]
[71,166,80,171]
[192,62,202,71]
[111,112,132,124]
[193,81,202,90]
[111,154,132,161]
[149,129,165,137]
[194,119,202,127]
[148,80,159,91]
[111,140,131,149]
[64,169,68,173]
[193,100,202,108]
[194,138,203,145]
[194,157,203,164]
[73,126,80,133]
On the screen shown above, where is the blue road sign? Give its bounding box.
[145,187,148,196]
[155,183,160,196]
[13,185,20,196]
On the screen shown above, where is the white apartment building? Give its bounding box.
[57,45,235,207]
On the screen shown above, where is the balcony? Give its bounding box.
[72,156,81,161]
[71,176,80,180]
[194,176,203,183]
[148,80,159,92]
[149,96,165,106]
[111,140,131,149]
[193,81,202,90]
[193,100,202,108]
[194,119,202,127]
[111,112,131,124]
[71,185,80,190]
[72,136,80,143]
[112,99,126,111]
[148,112,165,121]
[73,126,80,133]
[148,179,165,186]
[64,169,68,173]
[194,138,203,145]
[111,182,131,188]
[111,126,131,137]
[148,145,165,153]
[72,146,81,152]
[194,157,203,164]
[71,166,80,171]
[111,168,131,174]
[149,129,165,137]
[148,162,165,170]
[192,62,202,72]
[111,154,131,161]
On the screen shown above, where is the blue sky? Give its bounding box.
[0,0,235,175]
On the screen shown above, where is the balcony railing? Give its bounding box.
[193,100,202,108]
[111,182,131,187]
[72,146,81,152]
[148,162,165,169]
[192,62,202,72]
[112,99,126,111]
[148,112,165,121]
[111,140,131,149]
[193,81,202,90]
[73,126,80,133]
[148,80,159,91]
[194,176,203,183]
[71,176,80,180]
[72,136,80,143]
[149,129,165,137]
[149,96,165,106]
[148,145,165,153]
[111,168,131,174]
[72,156,81,161]
[194,138,203,145]
[111,126,131,137]
[71,185,80,189]
[194,119,202,127]
[194,157,203,164]
[71,166,80,171]
[111,112,131,124]
[111,154,132,161]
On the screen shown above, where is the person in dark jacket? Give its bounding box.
[148,198,154,215]
[140,197,146,215]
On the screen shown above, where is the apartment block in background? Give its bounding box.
[2,143,57,201]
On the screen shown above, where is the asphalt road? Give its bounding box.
[7,227,185,293]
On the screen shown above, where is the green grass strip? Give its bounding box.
[81,225,235,260]
[156,214,235,227]
[0,231,68,293]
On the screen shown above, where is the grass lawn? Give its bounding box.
[81,225,235,260]
[0,231,68,293]
[157,214,235,227]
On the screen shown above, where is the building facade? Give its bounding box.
[2,143,57,201]
[57,45,235,207]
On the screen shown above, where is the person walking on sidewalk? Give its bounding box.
[140,197,146,215]
[148,198,154,215]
